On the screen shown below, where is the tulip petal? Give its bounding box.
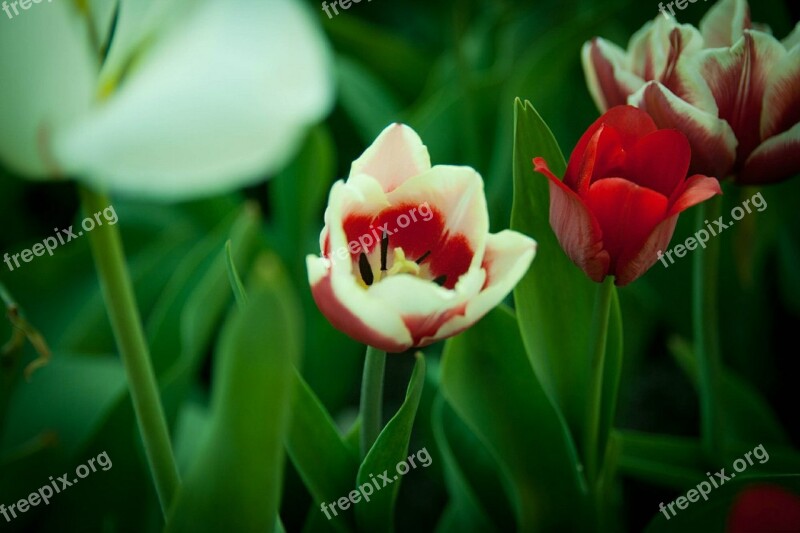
[0,2,97,177]
[783,22,800,50]
[699,31,785,165]
[422,231,536,345]
[699,0,751,48]
[667,174,723,216]
[387,165,489,278]
[564,105,657,188]
[760,44,800,141]
[739,122,800,184]
[307,256,412,353]
[615,214,678,286]
[629,81,737,178]
[581,38,644,112]
[534,158,610,282]
[626,129,691,196]
[350,123,432,193]
[54,0,333,200]
[585,177,669,277]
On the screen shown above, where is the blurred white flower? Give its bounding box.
[0,0,333,200]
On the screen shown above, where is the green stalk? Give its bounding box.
[359,345,387,459]
[583,276,615,486]
[79,186,180,516]
[693,195,724,458]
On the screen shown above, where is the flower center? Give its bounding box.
[355,232,445,289]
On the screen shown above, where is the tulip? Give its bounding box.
[583,0,800,184]
[727,485,800,533]
[0,0,333,200]
[306,124,536,353]
[533,106,721,286]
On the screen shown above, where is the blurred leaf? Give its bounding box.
[617,430,706,490]
[225,240,248,308]
[270,125,336,280]
[166,254,302,532]
[510,98,596,435]
[669,337,789,447]
[440,306,587,530]
[355,354,425,533]
[285,368,359,531]
[432,396,514,532]
[336,56,402,144]
[599,287,624,469]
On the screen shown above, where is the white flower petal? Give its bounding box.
[55,0,333,200]
[0,2,97,176]
[349,123,432,193]
[425,231,536,344]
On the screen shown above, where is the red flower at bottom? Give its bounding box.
[727,484,800,533]
[534,105,722,286]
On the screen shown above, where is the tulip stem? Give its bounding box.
[360,345,386,459]
[584,276,615,488]
[693,195,724,459]
[78,185,180,516]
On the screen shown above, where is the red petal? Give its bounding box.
[585,177,668,277]
[625,129,691,196]
[428,234,474,290]
[667,174,723,216]
[310,273,409,353]
[534,158,610,282]
[615,214,678,286]
[574,125,626,194]
[728,484,800,533]
[564,106,657,186]
[372,202,446,261]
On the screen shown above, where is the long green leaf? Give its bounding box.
[440,306,587,530]
[354,354,426,533]
[165,254,301,532]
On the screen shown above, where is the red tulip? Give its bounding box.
[533,106,722,286]
[727,484,800,533]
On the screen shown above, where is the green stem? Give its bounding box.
[78,186,180,516]
[583,276,615,487]
[359,345,386,459]
[693,195,724,459]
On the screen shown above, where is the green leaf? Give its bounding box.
[355,354,426,533]
[616,430,707,490]
[166,254,302,533]
[510,98,596,434]
[336,55,402,144]
[440,306,587,530]
[285,368,359,531]
[432,396,514,532]
[225,239,248,308]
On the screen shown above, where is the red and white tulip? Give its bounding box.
[307,124,536,353]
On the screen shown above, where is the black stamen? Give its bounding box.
[415,250,431,265]
[359,253,374,286]
[380,230,389,271]
[433,275,447,286]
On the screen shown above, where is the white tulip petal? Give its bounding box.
[350,123,432,193]
[55,0,333,200]
[0,1,97,177]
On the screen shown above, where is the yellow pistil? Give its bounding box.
[384,248,420,279]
